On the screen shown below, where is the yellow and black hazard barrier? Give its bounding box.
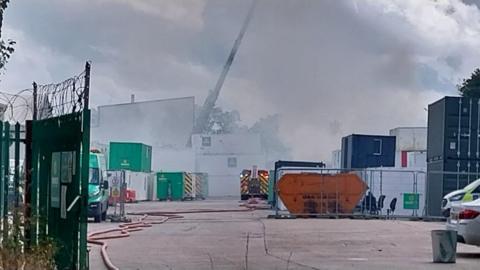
[184,173,194,200]
[259,173,269,195]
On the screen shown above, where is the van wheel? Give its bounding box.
[94,213,101,223]
[101,204,108,221]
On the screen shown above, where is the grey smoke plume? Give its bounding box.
[2,0,480,162]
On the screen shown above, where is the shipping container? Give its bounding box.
[107,170,153,202]
[156,173,170,200]
[406,151,426,168]
[125,171,152,201]
[331,150,342,169]
[341,134,396,169]
[109,142,152,172]
[147,174,157,201]
[426,96,480,216]
[192,172,208,199]
[155,172,194,201]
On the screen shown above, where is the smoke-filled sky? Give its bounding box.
[1,0,480,161]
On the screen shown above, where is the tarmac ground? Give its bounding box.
[88,199,480,270]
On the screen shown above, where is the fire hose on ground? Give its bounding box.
[87,214,183,270]
[88,205,267,270]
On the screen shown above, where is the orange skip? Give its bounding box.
[277,173,367,215]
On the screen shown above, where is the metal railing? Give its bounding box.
[272,167,431,219]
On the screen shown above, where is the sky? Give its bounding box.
[1,0,480,162]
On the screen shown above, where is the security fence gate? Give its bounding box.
[30,111,90,269]
[0,62,91,269]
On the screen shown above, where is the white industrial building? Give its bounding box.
[192,133,266,196]
[389,127,427,169]
[91,96,196,171]
[91,96,273,197]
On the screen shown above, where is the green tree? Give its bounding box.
[0,0,14,70]
[458,68,480,98]
[206,107,243,134]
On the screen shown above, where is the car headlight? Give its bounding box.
[91,190,100,197]
[450,193,465,202]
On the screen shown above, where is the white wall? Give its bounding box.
[195,153,266,196]
[192,133,266,197]
[125,171,153,201]
[407,151,426,169]
[153,147,195,172]
[91,97,194,149]
[389,127,427,168]
[389,127,427,151]
[192,133,262,154]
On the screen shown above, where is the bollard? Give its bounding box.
[431,230,457,263]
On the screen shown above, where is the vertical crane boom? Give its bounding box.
[190,0,257,137]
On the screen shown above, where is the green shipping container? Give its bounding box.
[109,142,152,172]
[156,173,169,200]
[156,172,193,201]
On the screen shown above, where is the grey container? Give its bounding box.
[431,230,457,263]
[426,96,480,216]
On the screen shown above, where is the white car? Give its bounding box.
[446,198,480,246]
[442,178,480,217]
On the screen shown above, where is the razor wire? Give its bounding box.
[36,67,87,120]
[0,89,33,123]
[0,63,89,123]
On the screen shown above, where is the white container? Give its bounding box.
[390,127,427,168]
[389,127,427,151]
[407,151,427,168]
[125,171,152,201]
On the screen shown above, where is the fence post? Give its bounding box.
[0,122,3,244]
[84,61,91,110]
[24,120,32,246]
[3,122,9,241]
[335,170,339,216]
[32,82,37,121]
[13,123,20,243]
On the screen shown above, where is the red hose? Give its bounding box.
[87,215,180,270]
[89,207,260,269]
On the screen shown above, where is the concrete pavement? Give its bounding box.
[87,199,480,270]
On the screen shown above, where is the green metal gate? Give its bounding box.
[0,121,24,250]
[29,110,90,269]
[0,62,91,269]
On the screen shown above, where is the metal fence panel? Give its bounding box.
[273,168,428,218]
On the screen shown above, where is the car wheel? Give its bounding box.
[442,209,451,218]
